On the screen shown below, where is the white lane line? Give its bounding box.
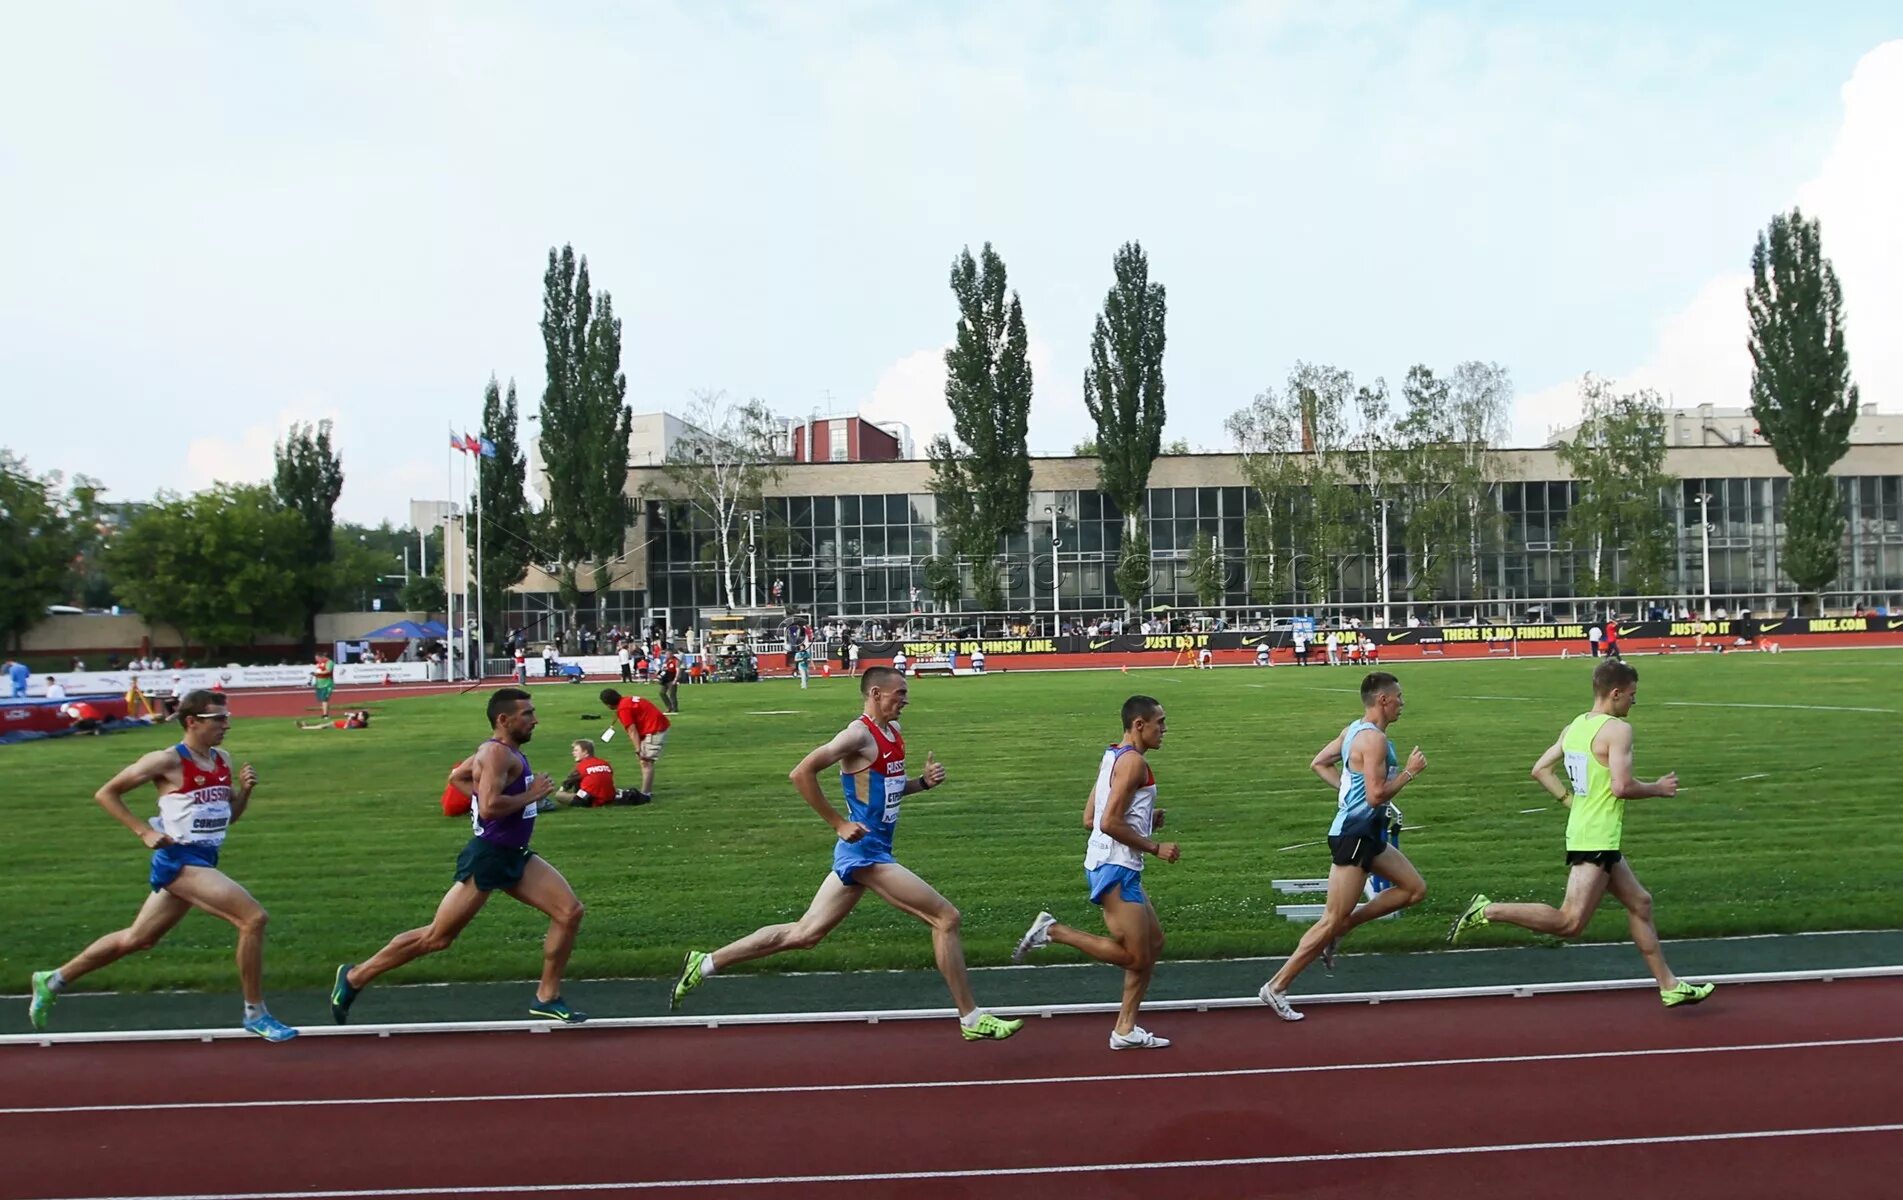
[1736,773,1770,781]
[1662,701,1897,714]
[1458,695,1536,701]
[1519,807,1549,814]
[27,1124,1903,1198]
[6,1035,1898,1118]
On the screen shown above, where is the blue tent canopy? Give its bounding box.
[360,619,447,641]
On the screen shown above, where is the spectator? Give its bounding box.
[513,645,529,685]
[45,677,67,700]
[618,641,633,683]
[543,643,558,677]
[3,658,27,698]
[549,738,648,808]
[59,700,107,734]
[1587,624,1603,657]
[658,653,681,713]
[847,640,861,676]
[599,688,670,800]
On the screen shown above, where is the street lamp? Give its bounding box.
[1044,505,1062,635]
[1695,492,1713,619]
[1377,498,1393,628]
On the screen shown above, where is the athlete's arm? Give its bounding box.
[788,721,876,839]
[1099,751,1178,862]
[1354,730,1425,804]
[1602,721,1678,799]
[902,750,945,795]
[474,742,546,820]
[1530,737,1570,804]
[447,754,478,795]
[93,750,179,848]
[1082,786,1098,829]
[1310,733,1345,789]
[227,756,257,824]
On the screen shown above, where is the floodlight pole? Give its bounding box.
[1378,498,1393,628]
[1696,492,1713,619]
[1045,505,1060,635]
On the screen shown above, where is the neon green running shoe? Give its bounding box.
[960,1012,1023,1041]
[28,971,58,1031]
[1447,893,1491,945]
[671,950,711,1011]
[1661,980,1715,1008]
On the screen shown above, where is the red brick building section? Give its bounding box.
[787,416,903,463]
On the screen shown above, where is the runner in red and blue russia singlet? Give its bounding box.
[831,714,905,884]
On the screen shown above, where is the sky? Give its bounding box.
[3,1,1899,526]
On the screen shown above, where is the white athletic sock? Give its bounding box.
[959,1008,984,1028]
[699,955,718,977]
[244,1003,265,1022]
[47,970,68,993]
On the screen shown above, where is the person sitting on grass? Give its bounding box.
[545,738,650,808]
[297,709,371,731]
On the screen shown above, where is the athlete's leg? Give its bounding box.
[857,863,980,1015]
[707,874,863,969]
[347,881,492,989]
[1605,860,1680,989]
[1485,862,1611,938]
[1335,846,1428,933]
[1267,863,1366,993]
[1045,890,1154,971]
[56,889,192,984]
[164,866,273,1005]
[504,856,586,1002]
[1108,896,1164,1036]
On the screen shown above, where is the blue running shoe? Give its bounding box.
[244,1012,299,1042]
[529,995,587,1023]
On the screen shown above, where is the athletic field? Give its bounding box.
[5,650,1898,994]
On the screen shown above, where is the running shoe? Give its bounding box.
[1447,893,1491,945]
[1319,936,1341,975]
[1012,911,1056,963]
[1258,983,1305,1022]
[27,970,58,1031]
[960,1012,1024,1041]
[671,950,711,1011]
[1109,1025,1171,1050]
[1661,980,1716,1008]
[244,1012,299,1042]
[529,995,587,1023]
[330,963,359,1025]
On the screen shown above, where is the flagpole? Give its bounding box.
[446,429,458,683]
[476,444,485,681]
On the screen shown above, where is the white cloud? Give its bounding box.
[861,334,1071,455]
[1512,40,1903,445]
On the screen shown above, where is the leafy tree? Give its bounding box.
[1746,208,1860,610]
[0,452,86,648]
[273,420,345,652]
[108,485,310,653]
[473,377,535,641]
[1083,241,1168,618]
[1071,439,1099,456]
[537,245,634,615]
[399,571,445,614]
[653,390,784,609]
[1556,376,1676,595]
[920,552,962,607]
[1187,530,1226,606]
[928,243,1033,610]
[1161,437,1193,455]
[1444,361,1514,598]
[1224,385,1305,604]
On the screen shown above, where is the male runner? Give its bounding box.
[28,689,297,1041]
[1013,695,1177,1049]
[331,688,587,1023]
[599,687,668,799]
[1448,660,1715,1008]
[312,653,334,718]
[670,667,1022,1041]
[1259,671,1429,1020]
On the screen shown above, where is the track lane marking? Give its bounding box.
[20,1123,1903,1198]
[6,1035,1899,1116]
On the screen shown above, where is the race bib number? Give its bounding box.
[1562,750,1589,797]
[882,775,905,824]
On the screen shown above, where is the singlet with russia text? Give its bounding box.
[156,744,234,846]
[470,739,537,849]
[839,716,905,854]
[1084,744,1157,873]
[1561,712,1622,851]
[1329,719,1397,839]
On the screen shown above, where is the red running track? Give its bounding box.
[2,978,1898,1199]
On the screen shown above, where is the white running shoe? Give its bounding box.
[1258,983,1305,1021]
[1012,911,1056,963]
[1109,1025,1171,1050]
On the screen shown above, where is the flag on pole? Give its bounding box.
[449,429,468,453]
[462,432,481,455]
[479,437,496,459]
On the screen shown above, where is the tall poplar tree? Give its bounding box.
[537,245,634,615]
[929,243,1032,610]
[1082,241,1168,619]
[273,420,345,651]
[1746,208,1859,610]
[473,377,534,644]
[1556,377,1675,596]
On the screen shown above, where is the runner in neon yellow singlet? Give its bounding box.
[1448,659,1714,1008]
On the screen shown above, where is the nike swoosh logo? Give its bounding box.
[1089,639,1114,650]
[1240,636,1266,646]
[1888,619,1903,630]
[1762,621,1783,633]
[1386,632,1410,643]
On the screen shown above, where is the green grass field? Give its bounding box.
[5,650,1900,994]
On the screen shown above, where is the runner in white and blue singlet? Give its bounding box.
[1011,695,1179,1050]
[331,687,588,1024]
[1259,671,1430,1021]
[670,666,1022,1041]
[27,689,297,1041]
